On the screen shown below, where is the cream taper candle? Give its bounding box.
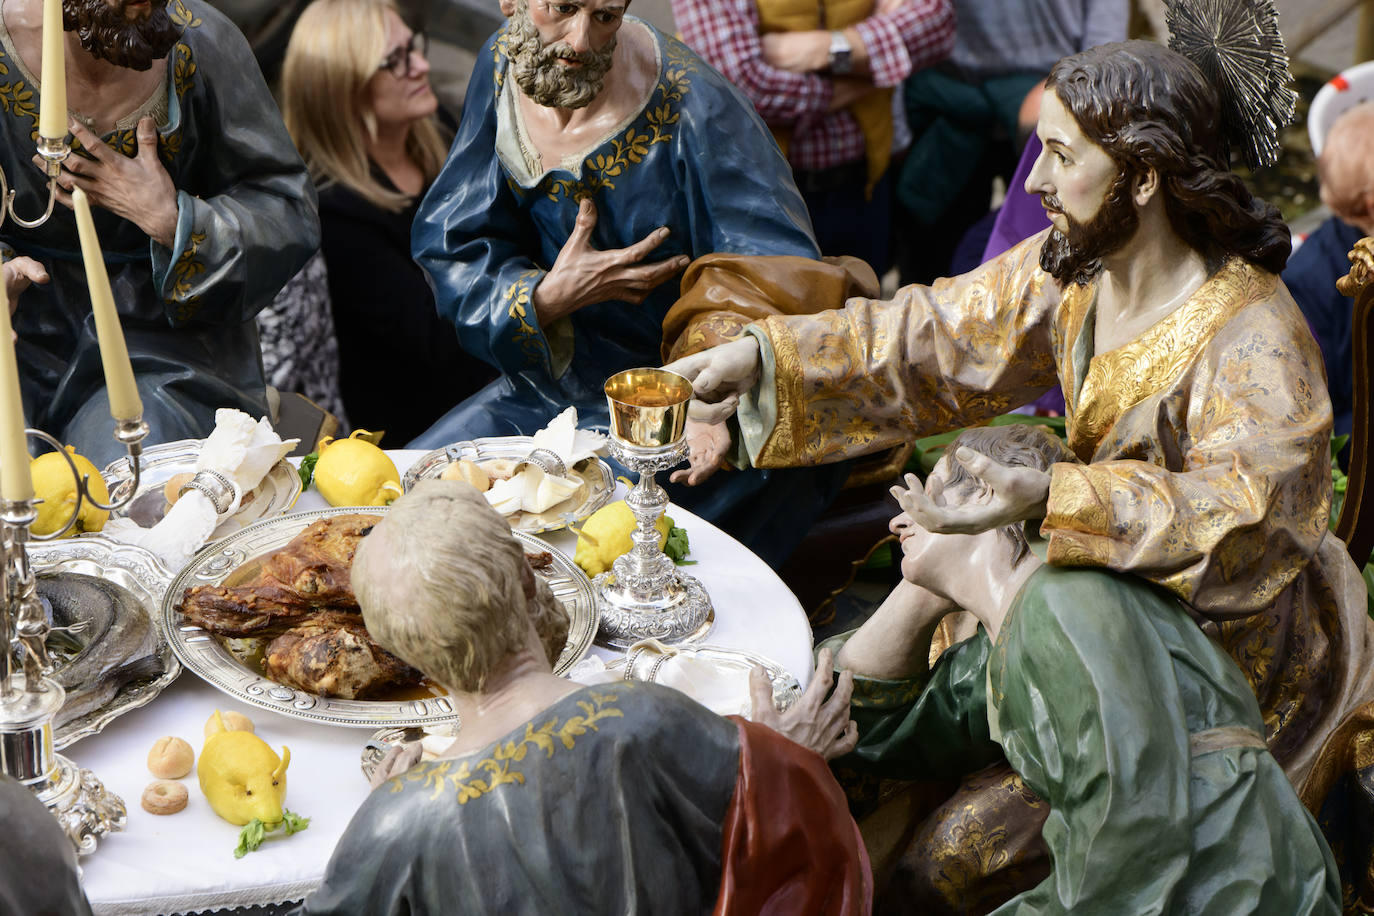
[37,0,66,140]
[0,278,33,501]
[72,188,142,421]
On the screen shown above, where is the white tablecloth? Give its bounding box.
[72,451,813,915]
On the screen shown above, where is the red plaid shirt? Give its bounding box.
[673,0,956,172]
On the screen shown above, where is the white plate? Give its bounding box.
[402,436,615,534]
[102,438,301,537]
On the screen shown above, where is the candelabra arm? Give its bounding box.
[6,138,68,231]
[24,418,146,542]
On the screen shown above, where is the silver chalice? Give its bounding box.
[593,368,714,650]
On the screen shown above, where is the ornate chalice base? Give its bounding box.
[594,439,714,650]
[0,676,125,855]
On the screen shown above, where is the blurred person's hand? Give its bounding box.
[762,30,830,72]
[47,117,178,248]
[533,199,688,324]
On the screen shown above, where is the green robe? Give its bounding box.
[836,565,1341,914]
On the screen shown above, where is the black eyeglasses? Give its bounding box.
[379,31,428,79]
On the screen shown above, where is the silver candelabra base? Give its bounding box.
[0,675,126,855]
[593,438,714,650]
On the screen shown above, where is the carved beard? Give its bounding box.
[62,0,182,72]
[507,0,616,110]
[1039,170,1140,286]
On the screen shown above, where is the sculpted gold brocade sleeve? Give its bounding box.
[1043,261,1334,620]
[749,232,1062,468]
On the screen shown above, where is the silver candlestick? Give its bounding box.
[0,417,147,854]
[594,369,714,650]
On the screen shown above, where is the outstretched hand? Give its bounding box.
[533,198,689,324]
[670,416,732,485]
[3,256,48,312]
[46,117,178,248]
[751,647,858,760]
[663,336,761,424]
[891,447,1051,535]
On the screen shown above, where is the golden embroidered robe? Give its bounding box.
[742,230,1374,781]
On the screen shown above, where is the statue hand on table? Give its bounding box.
[45,117,178,249]
[368,741,424,791]
[670,417,732,485]
[532,199,689,324]
[751,647,858,760]
[664,336,761,425]
[891,446,1050,535]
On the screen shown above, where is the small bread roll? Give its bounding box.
[440,459,491,492]
[163,472,194,507]
[141,780,189,815]
[204,709,255,738]
[147,736,194,779]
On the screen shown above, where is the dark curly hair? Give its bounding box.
[1045,40,1290,276]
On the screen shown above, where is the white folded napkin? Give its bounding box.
[621,639,760,718]
[484,463,582,515]
[196,409,300,515]
[102,409,297,570]
[530,406,606,467]
[482,408,603,516]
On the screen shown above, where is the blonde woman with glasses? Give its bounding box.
[281,0,493,442]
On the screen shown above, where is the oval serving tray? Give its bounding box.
[402,436,615,534]
[28,537,180,749]
[163,507,597,729]
[103,438,302,537]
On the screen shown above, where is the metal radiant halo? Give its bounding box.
[1164,0,1296,170]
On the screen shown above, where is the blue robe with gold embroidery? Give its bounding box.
[411,21,849,566]
[0,1,318,465]
[296,682,872,915]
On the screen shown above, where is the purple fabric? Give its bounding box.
[982,136,1050,262]
[981,136,1065,415]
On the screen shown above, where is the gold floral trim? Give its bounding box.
[168,230,206,321]
[756,314,807,466]
[0,49,38,141]
[391,691,623,804]
[1067,258,1273,458]
[504,267,544,360]
[541,38,698,203]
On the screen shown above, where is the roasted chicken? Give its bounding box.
[176,514,416,698]
[177,513,565,700]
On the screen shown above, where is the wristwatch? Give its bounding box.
[828,30,853,75]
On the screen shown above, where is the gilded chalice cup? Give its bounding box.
[594,369,714,649]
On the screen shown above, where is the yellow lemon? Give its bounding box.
[574,500,672,577]
[313,431,402,507]
[32,446,109,537]
[199,725,290,826]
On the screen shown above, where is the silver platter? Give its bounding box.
[27,538,180,749]
[402,437,615,534]
[163,507,598,729]
[102,438,302,537]
[361,646,802,781]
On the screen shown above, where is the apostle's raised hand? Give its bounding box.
[664,336,761,424]
[532,198,689,324]
[46,117,178,249]
[751,647,858,760]
[891,446,1051,535]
